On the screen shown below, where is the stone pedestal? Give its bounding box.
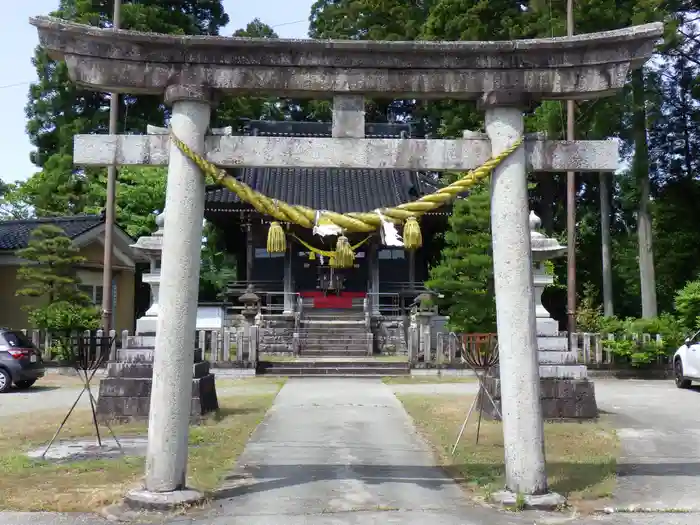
[96,354,218,424]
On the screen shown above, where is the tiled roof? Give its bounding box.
[204,121,441,214]
[0,215,105,251]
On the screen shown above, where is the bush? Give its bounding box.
[675,279,700,331]
[600,313,685,367]
[576,283,603,332]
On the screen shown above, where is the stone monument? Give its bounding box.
[480,212,598,420]
[31,15,662,506]
[95,211,219,423]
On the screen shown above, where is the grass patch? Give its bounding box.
[0,392,280,512]
[397,394,619,511]
[215,376,287,389]
[383,376,477,384]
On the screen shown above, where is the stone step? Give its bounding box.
[300,350,370,357]
[301,328,367,333]
[260,359,409,368]
[258,366,408,376]
[301,336,370,343]
[539,364,588,379]
[301,321,366,325]
[301,344,370,351]
[301,332,368,337]
[538,351,578,365]
[537,337,569,351]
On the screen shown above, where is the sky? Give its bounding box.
[0,0,314,185]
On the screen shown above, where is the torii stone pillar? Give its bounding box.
[31,15,663,508]
[483,98,548,495]
[136,85,213,503]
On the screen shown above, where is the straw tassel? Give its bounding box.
[403,217,422,250]
[334,235,354,268]
[266,221,286,254]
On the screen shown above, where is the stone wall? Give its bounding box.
[259,315,295,354]
[373,316,408,355]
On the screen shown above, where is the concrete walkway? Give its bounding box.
[594,380,700,511]
[195,377,524,525]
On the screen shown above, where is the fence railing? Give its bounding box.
[19,328,126,362]
[18,327,677,368]
[569,331,670,365]
[430,331,674,367]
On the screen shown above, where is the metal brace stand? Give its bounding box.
[451,339,502,455]
[42,333,122,458]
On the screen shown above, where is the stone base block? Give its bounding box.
[491,490,566,510]
[537,336,569,351]
[96,361,218,424]
[124,487,204,511]
[478,376,598,421]
[539,364,588,379]
[536,318,559,336]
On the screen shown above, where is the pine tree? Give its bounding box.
[427,184,496,333]
[15,225,99,335]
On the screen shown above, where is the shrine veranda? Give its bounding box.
[32,14,663,503]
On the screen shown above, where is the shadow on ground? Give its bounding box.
[212,461,625,501]
[8,386,60,394]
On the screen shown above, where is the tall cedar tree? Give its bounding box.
[427,184,496,333]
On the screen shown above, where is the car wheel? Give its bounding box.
[675,358,692,389]
[0,368,11,393]
[14,379,36,389]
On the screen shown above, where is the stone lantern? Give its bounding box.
[238,285,260,328]
[96,209,218,424]
[129,211,165,338]
[529,211,567,326]
[529,210,597,419]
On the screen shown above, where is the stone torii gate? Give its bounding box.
[32,16,662,508]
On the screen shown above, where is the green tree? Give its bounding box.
[23,0,229,217]
[199,223,238,302]
[15,225,100,348]
[427,184,495,333]
[84,166,167,239]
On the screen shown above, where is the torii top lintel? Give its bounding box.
[31,16,663,101]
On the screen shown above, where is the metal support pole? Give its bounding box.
[566,0,577,349]
[100,0,122,332]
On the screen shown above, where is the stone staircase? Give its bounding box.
[298,308,371,357]
[257,305,412,377]
[258,358,410,377]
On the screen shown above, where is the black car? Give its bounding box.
[0,329,45,393]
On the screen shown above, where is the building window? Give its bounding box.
[79,284,103,304]
[255,248,284,259]
[378,249,405,260]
